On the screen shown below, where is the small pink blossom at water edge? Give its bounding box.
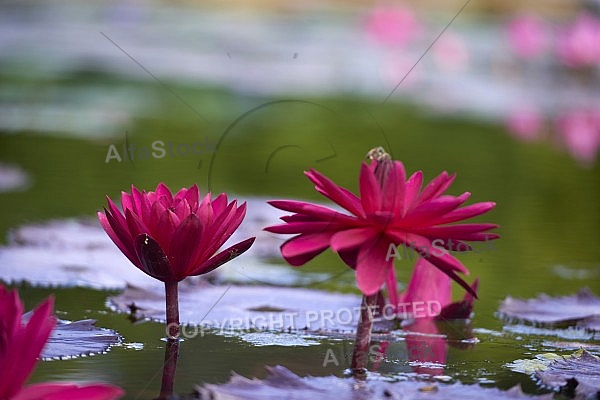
[265,159,498,298]
[556,110,600,166]
[506,15,548,59]
[365,7,421,47]
[506,106,542,142]
[0,285,124,400]
[556,13,600,68]
[98,183,255,283]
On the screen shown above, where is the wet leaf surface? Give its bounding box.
[193,365,552,399]
[535,350,600,400]
[40,318,121,360]
[109,283,371,334]
[498,289,600,331]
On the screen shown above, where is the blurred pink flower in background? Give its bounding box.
[556,110,600,166]
[0,285,124,400]
[506,15,548,59]
[432,31,470,73]
[556,13,600,68]
[365,6,421,47]
[506,106,542,142]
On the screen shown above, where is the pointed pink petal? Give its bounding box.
[404,170,423,213]
[168,214,204,277]
[402,193,470,225]
[304,169,365,217]
[97,211,138,266]
[382,161,407,214]
[268,200,356,224]
[192,237,256,276]
[280,231,335,266]
[430,201,496,225]
[155,182,173,203]
[265,221,343,234]
[355,239,391,295]
[359,162,382,214]
[412,223,498,239]
[211,193,228,215]
[417,171,456,204]
[330,227,378,252]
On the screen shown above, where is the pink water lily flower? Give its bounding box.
[0,285,124,400]
[265,160,498,297]
[98,183,255,283]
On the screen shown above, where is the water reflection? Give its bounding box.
[157,339,179,399]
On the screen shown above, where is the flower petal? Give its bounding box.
[305,169,365,217]
[355,239,392,296]
[168,214,203,277]
[330,227,378,252]
[192,237,256,276]
[280,231,334,266]
[134,234,175,281]
[359,162,382,214]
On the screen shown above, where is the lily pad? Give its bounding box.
[194,365,551,399]
[535,350,600,399]
[109,283,370,334]
[498,289,600,331]
[39,318,121,360]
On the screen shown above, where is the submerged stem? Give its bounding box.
[164,281,180,339]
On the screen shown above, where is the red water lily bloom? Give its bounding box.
[98,183,255,282]
[265,160,498,297]
[0,285,124,400]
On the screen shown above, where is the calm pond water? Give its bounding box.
[1,78,599,398]
[0,3,599,398]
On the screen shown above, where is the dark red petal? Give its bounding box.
[134,234,175,282]
[191,237,256,276]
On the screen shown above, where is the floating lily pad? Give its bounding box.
[535,350,600,399]
[195,365,551,399]
[109,284,370,333]
[498,289,600,331]
[40,318,121,360]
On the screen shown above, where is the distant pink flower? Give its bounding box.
[556,13,600,68]
[365,7,421,47]
[98,183,255,283]
[556,110,600,166]
[265,160,498,297]
[432,31,470,73]
[0,285,124,400]
[506,15,548,59]
[506,107,542,142]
